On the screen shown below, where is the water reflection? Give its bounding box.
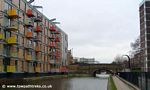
[1,77,108,90]
[45,77,108,90]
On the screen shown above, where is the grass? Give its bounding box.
[109,75,117,90]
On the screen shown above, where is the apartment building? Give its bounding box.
[140,0,150,72]
[0,0,68,73]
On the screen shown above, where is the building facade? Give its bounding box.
[79,58,95,64]
[61,30,68,66]
[130,52,142,71]
[67,49,73,65]
[0,0,68,73]
[140,0,150,72]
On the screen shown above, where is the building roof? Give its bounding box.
[140,0,150,7]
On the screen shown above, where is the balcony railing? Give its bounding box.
[34,16,42,22]
[50,25,56,31]
[7,36,18,45]
[7,65,16,72]
[7,9,19,19]
[55,31,60,34]
[35,45,41,52]
[35,67,40,72]
[34,36,41,42]
[35,26,42,32]
[0,34,4,40]
[26,32,33,38]
[26,9,35,17]
[6,25,18,31]
[55,38,61,42]
[25,19,34,27]
[49,35,55,39]
[25,44,33,49]
[10,52,17,57]
[49,42,56,47]
[25,55,32,61]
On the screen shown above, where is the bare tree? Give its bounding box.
[113,54,124,64]
[130,36,140,55]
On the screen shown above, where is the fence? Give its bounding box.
[118,72,150,90]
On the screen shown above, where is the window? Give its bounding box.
[146,8,150,13]
[12,0,19,7]
[146,2,150,7]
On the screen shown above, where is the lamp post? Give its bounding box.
[123,55,131,71]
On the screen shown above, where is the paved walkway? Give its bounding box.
[112,76,134,90]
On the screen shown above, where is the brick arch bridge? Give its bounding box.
[71,63,122,75]
[92,69,114,77]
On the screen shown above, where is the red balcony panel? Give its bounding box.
[50,25,56,31]
[26,32,33,38]
[55,31,60,34]
[26,9,35,17]
[55,38,61,42]
[49,42,56,47]
[55,51,60,57]
[35,26,42,32]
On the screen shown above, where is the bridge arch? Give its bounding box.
[92,69,114,77]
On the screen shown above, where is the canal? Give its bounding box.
[40,77,108,90]
[0,76,108,90]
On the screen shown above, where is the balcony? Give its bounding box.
[6,26,18,31]
[49,35,55,39]
[7,36,18,45]
[49,60,55,64]
[34,16,42,22]
[10,52,17,57]
[49,42,56,47]
[7,66,16,72]
[56,51,60,57]
[25,44,33,49]
[55,38,61,42]
[55,31,60,34]
[50,25,56,31]
[25,19,34,27]
[49,52,56,56]
[0,34,4,40]
[26,9,35,17]
[35,67,40,72]
[35,45,41,52]
[34,36,41,42]
[35,26,42,32]
[26,55,32,61]
[7,9,19,19]
[26,32,33,38]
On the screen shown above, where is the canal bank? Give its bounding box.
[107,75,117,90]
[112,76,140,90]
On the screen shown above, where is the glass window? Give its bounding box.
[20,0,25,11]
[146,1,150,7]
[146,8,150,13]
[12,0,19,7]
[4,2,9,11]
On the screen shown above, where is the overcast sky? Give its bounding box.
[33,0,143,63]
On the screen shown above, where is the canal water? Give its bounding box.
[0,77,108,90]
[41,77,108,90]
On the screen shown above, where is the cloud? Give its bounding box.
[34,0,142,63]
